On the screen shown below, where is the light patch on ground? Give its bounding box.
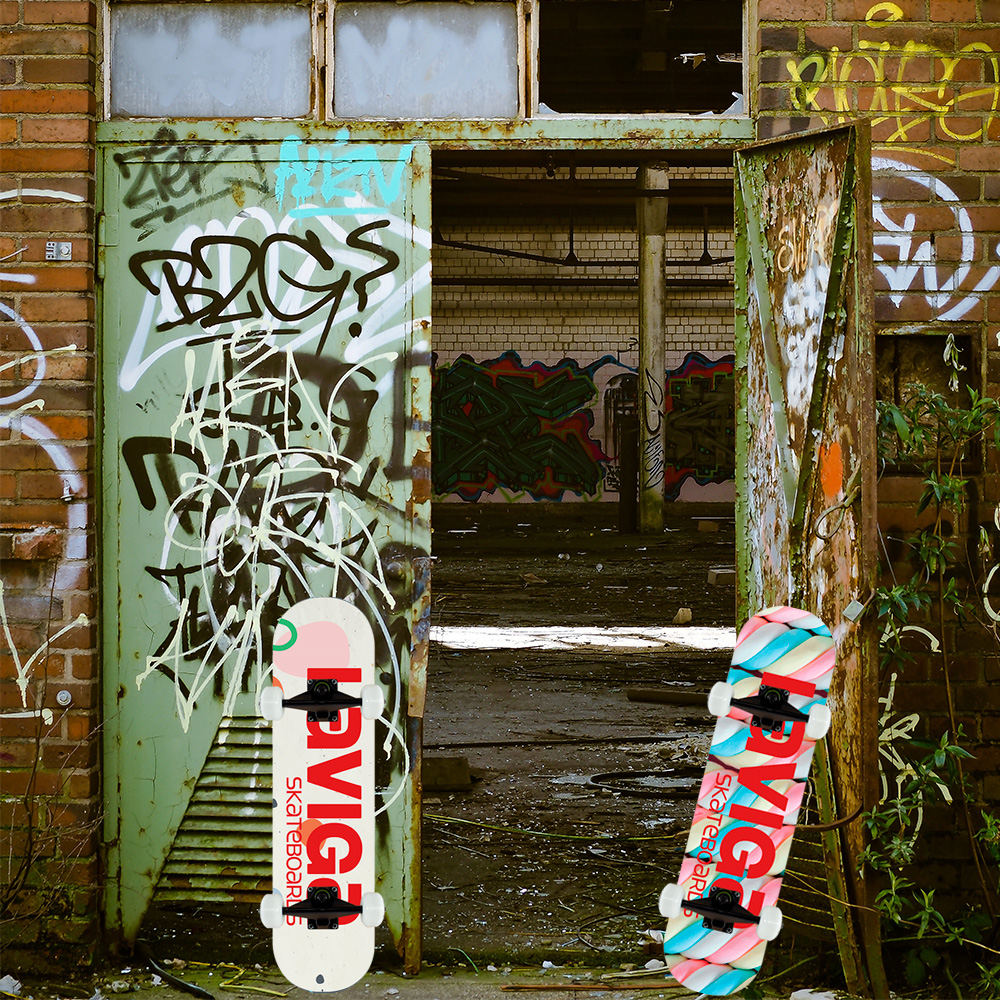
[431,625,736,652]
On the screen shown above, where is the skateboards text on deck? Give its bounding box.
[658,606,834,996]
[259,597,386,992]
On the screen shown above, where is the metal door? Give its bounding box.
[99,131,431,970]
[734,123,886,997]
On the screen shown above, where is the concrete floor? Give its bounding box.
[421,502,738,965]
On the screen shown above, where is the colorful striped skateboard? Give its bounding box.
[658,606,834,995]
[259,597,386,992]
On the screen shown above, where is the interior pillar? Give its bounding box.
[637,162,669,533]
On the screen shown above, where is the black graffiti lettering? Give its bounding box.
[115,128,268,231]
[345,220,400,312]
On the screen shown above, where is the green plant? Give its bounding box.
[871,364,1000,993]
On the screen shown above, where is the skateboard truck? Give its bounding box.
[730,684,809,732]
[286,885,364,929]
[260,678,384,723]
[261,885,385,931]
[708,681,831,740]
[659,883,782,941]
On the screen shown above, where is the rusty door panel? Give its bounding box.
[734,124,885,997]
[99,134,431,966]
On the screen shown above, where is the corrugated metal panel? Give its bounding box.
[155,717,272,904]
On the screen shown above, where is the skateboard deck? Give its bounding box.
[260,597,385,992]
[659,606,834,995]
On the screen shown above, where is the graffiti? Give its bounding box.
[872,156,1000,322]
[115,127,268,233]
[662,353,736,500]
[0,293,89,722]
[785,3,999,143]
[275,133,414,218]
[641,369,665,492]
[121,212,419,728]
[128,222,398,354]
[120,209,414,391]
[432,352,611,501]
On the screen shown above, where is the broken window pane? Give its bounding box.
[333,2,519,119]
[109,4,312,119]
[538,0,743,115]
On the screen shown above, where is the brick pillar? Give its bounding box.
[1,0,101,966]
[751,0,1000,943]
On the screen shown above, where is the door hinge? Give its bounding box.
[97,211,118,281]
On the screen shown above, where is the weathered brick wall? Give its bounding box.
[755,0,1000,917]
[0,0,101,965]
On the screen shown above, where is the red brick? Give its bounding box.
[761,25,800,50]
[0,2,18,25]
[21,118,91,144]
[2,28,90,55]
[930,0,975,20]
[1,267,92,292]
[1,147,92,173]
[17,295,92,323]
[984,0,1000,23]
[24,2,97,26]
[872,116,932,143]
[0,118,15,143]
[833,0,926,19]
[2,89,94,114]
[861,23,955,51]
[804,25,854,51]
[21,57,94,85]
[2,204,92,233]
[759,0,827,19]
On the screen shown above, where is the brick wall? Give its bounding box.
[755,0,1000,922]
[0,0,101,966]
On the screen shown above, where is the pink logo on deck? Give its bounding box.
[273,619,350,677]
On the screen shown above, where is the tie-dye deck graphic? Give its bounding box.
[661,606,834,995]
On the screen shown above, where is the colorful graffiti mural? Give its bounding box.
[432,352,612,501]
[662,352,735,499]
[432,351,735,502]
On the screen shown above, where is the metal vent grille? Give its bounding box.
[155,716,273,904]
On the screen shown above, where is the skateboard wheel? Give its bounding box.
[361,891,385,927]
[361,684,384,720]
[805,703,831,741]
[707,681,732,718]
[658,883,683,919]
[758,905,782,941]
[260,891,283,929]
[260,685,284,722]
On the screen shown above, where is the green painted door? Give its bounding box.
[733,124,886,997]
[99,130,431,969]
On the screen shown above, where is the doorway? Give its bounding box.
[422,150,740,958]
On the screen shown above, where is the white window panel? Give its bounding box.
[333,2,519,119]
[109,4,312,119]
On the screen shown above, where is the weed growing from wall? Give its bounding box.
[870,355,1000,994]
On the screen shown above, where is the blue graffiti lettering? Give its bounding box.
[275,131,414,217]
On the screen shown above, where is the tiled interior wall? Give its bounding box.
[432,165,737,501]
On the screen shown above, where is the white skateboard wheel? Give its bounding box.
[260,891,283,929]
[361,684,384,720]
[805,703,831,741]
[361,891,385,927]
[658,883,683,919]
[260,685,284,722]
[757,905,782,941]
[707,681,732,718]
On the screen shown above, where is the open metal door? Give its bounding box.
[99,132,431,971]
[734,123,886,997]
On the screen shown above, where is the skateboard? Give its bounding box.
[259,597,386,992]
[658,606,834,995]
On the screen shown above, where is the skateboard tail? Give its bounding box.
[667,957,758,996]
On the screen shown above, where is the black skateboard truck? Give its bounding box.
[283,885,364,930]
[282,678,364,723]
[729,684,810,731]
